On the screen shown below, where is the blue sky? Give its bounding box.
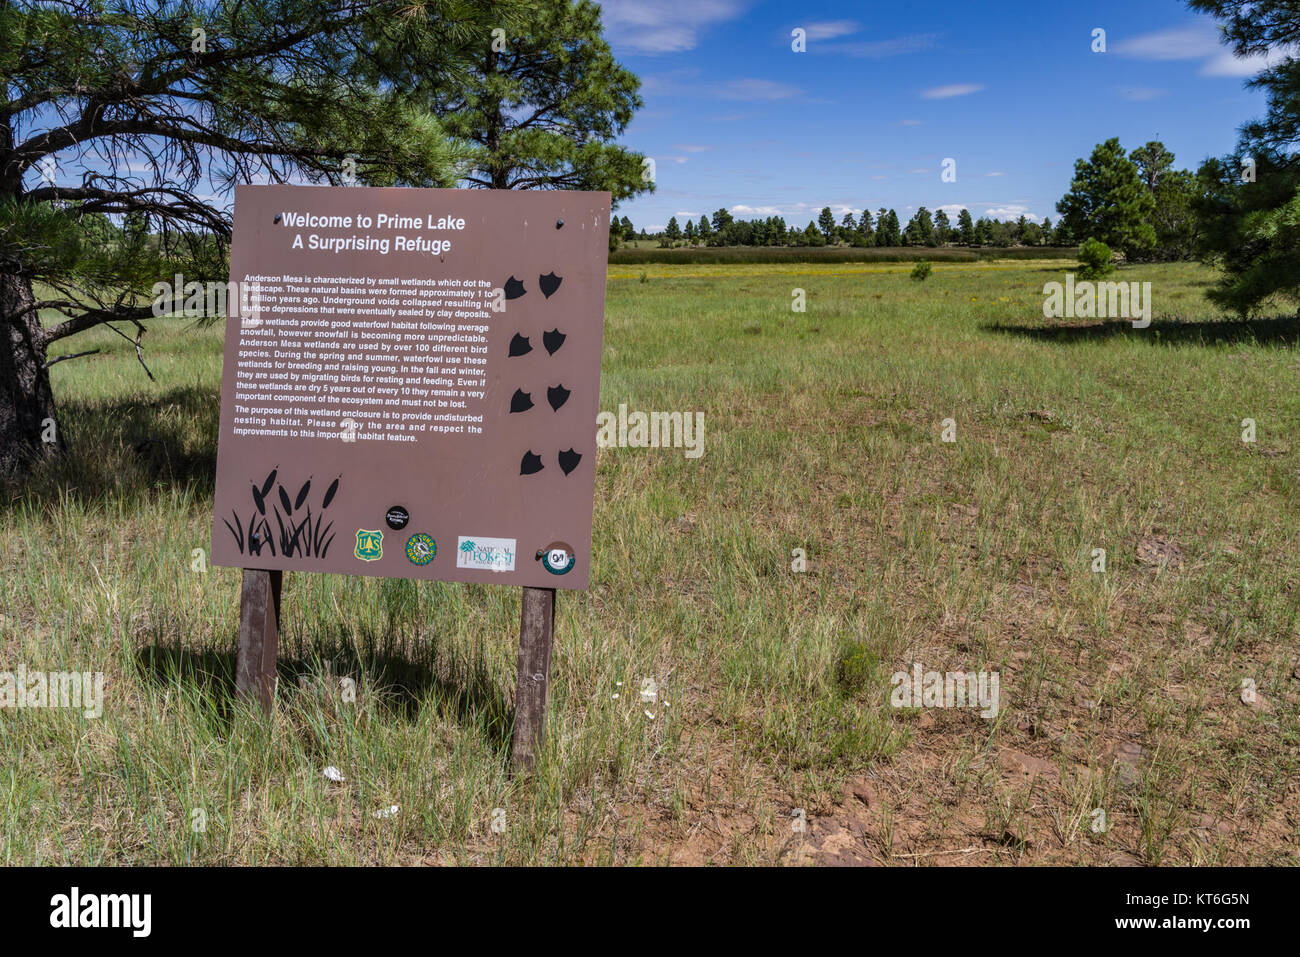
[598,0,1288,231]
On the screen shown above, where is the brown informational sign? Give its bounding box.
[210,185,610,589]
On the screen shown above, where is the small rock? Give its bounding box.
[846,780,877,807]
[323,766,345,782]
[1137,536,1184,569]
[1114,741,1145,786]
[1195,814,1232,837]
[999,749,1059,782]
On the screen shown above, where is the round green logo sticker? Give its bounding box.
[406,533,436,566]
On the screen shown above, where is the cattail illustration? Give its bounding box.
[228,471,340,557]
[322,476,339,510]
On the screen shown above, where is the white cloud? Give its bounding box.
[983,206,1040,222]
[920,83,984,99]
[1115,21,1296,78]
[937,204,968,216]
[639,68,699,97]
[675,144,712,153]
[730,202,860,220]
[800,20,859,42]
[601,0,749,54]
[1201,48,1293,77]
[674,210,700,218]
[821,33,939,58]
[984,171,1006,177]
[1114,24,1221,60]
[713,78,800,100]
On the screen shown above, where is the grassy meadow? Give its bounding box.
[2,258,1298,865]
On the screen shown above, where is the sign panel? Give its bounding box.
[210,184,610,589]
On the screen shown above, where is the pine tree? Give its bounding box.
[934,209,951,244]
[432,0,648,200]
[0,0,514,478]
[1055,138,1157,258]
[958,208,976,245]
[817,206,838,243]
[857,209,874,244]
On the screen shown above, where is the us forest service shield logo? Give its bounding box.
[354,529,383,561]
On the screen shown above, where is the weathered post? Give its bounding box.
[235,568,282,713]
[510,586,555,771]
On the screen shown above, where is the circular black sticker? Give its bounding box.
[385,506,410,530]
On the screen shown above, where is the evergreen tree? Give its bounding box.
[957,208,976,245]
[1130,141,1199,260]
[1056,138,1157,258]
[433,0,648,200]
[817,206,838,243]
[0,0,513,477]
[934,209,952,244]
[876,209,902,246]
[857,209,874,245]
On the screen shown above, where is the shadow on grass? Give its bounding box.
[984,313,1300,347]
[133,631,513,749]
[2,384,220,511]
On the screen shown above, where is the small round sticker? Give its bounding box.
[536,541,575,576]
[386,506,410,530]
[406,534,436,565]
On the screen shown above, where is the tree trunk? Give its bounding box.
[0,271,60,480]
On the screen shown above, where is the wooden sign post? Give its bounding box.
[510,586,555,770]
[213,185,610,770]
[234,568,281,712]
[235,571,555,770]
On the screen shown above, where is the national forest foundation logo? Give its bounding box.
[354,529,383,561]
[406,533,436,566]
[456,536,516,572]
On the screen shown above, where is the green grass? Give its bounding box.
[2,258,1298,864]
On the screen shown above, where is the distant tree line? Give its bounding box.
[612,205,1071,251]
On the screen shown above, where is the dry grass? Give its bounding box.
[1,259,1297,864]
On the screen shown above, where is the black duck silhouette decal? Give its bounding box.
[504,276,526,299]
[543,328,566,355]
[547,384,570,411]
[558,448,582,476]
[510,389,534,413]
[508,333,532,357]
[539,272,562,298]
[520,451,544,475]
